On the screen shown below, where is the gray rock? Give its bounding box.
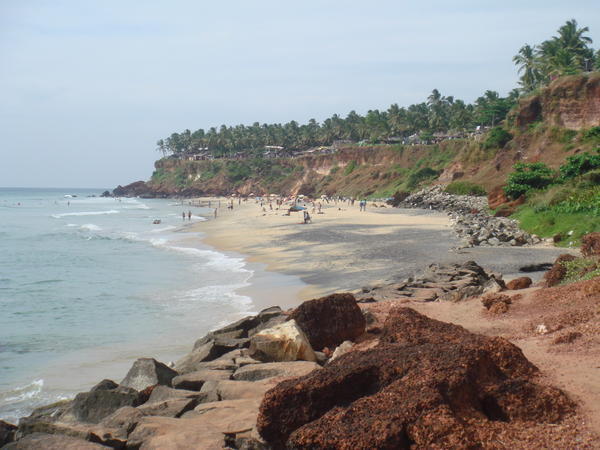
[0,420,17,446]
[3,432,107,449]
[120,358,178,391]
[68,387,140,424]
[232,361,320,382]
[90,379,118,392]
[172,369,233,391]
[147,385,206,404]
[137,397,200,418]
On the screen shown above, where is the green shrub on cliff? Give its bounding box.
[504,162,556,199]
[344,160,358,175]
[483,127,513,149]
[444,181,487,196]
[581,126,600,144]
[559,150,600,181]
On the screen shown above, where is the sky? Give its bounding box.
[0,1,598,188]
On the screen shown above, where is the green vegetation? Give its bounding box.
[513,19,597,93]
[504,162,556,199]
[344,160,358,175]
[581,126,600,144]
[559,150,600,181]
[444,181,487,196]
[561,257,600,284]
[482,127,513,149]
[405,168,440,190]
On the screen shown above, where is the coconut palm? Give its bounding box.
[513,44,542,92]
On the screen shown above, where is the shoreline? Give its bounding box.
[190,197,574,299]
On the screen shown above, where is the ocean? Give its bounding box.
[0,187,294,423]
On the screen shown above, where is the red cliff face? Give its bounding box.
[516,73,600,130]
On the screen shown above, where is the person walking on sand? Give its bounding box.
[214,208,218,218]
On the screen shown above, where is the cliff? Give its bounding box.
[114,73,600,198]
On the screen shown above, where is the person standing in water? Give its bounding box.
[182,211,186,220]
[188,211,192,220]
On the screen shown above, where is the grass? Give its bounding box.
[444,181,487,196]
[561,257,600,284]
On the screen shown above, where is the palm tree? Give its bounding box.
[513,44,541,92]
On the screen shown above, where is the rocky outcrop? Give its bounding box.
[515,73,600,130]
[120,358,178,391]
[112,181,154,198]
[359,260,505,303]
[400,185,539,247]
[289,293,366,350]
[0,420,17,446]
[3,432,107,449]
[249,320,317,362]
[257,308,574,448]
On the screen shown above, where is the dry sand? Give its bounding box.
[192,198,571,300]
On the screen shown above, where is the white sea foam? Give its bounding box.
[51,210,119,218]
[149,225,177,233]
[0,379,43,404]
[80,224,102,232]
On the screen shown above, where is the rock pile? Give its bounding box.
[400,185,540,247]
[5,297,366,449]
[358,260,506,303]
[257,308,574,449]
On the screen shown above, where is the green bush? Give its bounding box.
[444,181,487,196]
[504,162,556,199]
[226,162,252,182]
[581,126,600,143]
[344,160,358,175]
[483,127,513,149]
[558,150,600,181]
[406,167,440,189]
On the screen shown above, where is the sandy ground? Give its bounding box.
[192,198,573,300]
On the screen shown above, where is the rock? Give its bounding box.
[0,420,17,446]
[506,276,533,290]
[137,397,200,418]
[553,331,583,345]
[98,406,143,434]
[235,355,261,367]
[68,386,140,424]
[171,369,233,391]
[120,358,178,391]
[201,380,278,401]
[257,308,573,448]
[233,361,321,382]
[544,254,577,287]
[581,232,600,256]
[289,293,366,350]
[146,385,206,403]
[329,341,353,362]
[249,320,317,363]
[175,337,248,375]
[90,379,118,392]
[128,398,261,449]
[15,400,73,438]
[482,276,506,294]
[481,293,512,311]
[3,432,107,449]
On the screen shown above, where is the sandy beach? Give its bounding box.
[192,198,572,301]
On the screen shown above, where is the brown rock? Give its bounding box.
[289,293,366,350]
[120,358,178,391]
[128,398,261,449]
[3,432,107,450]
[146,385,205,404]
[232,361,320,382]
[137,397,200,418]
[171,369,232,391]
[481,293,512,313]
[200,380,278,401]
[257,308,573,448]
[506,276,533,290]
[0,420,17,446]
[581,232,600,256]
[544,254,577,287]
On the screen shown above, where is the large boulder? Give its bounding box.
[506,276,533,290]
[146,385,206,404]
[232,361,320,382]
[174,338,247,375]
[257,308,574,449]
[67,386,140,424]
[120,358,178,391]
[289,293,366,350]
[249,320,317,363]
[127,398,261,449]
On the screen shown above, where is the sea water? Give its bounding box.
[0,188,268,423]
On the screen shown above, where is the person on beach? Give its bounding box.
[188,211,192,220]
[214,208,218,218]
[182,211,186,220]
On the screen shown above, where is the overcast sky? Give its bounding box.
[1,1,598,188]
